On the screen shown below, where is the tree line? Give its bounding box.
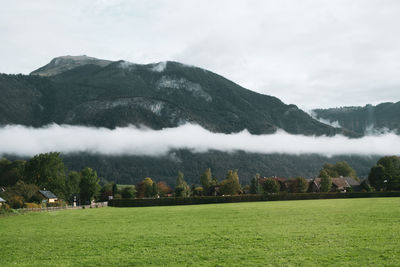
[1,152,399,209]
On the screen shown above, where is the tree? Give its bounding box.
[174,171,191,197]
[321,161,358,180]
[200,168,212,192]
[121,186,136,199]
[157,181,173,197]
[319,170,332,192]
[4,180,39,204]
[288,177,308,193]
[152,182,158,197]
[65,171,81,202]
[23,152,67,198]
[136,177,155,198]
[219,170,241,195]
[250,173,261,194]
[262,178,280,194]
[0,158,26,187]
[368,156,400,191]
[79,167,100,203]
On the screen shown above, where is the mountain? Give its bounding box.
[0,56,348,136]
[30,55,112,77]
[1,55,377,185]
[312,102,400,135]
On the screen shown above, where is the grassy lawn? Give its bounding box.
[1,198,400,266]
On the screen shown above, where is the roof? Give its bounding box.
[343,177,360,186]
[38,190,57,199]
[0,197,5,202]
[313,177,354,189]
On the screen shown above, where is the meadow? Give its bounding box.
[1,198,400,266]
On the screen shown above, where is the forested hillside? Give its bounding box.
[313,102,400,135]
[0,55,348,136]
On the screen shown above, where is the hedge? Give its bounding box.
[109,191,400,207]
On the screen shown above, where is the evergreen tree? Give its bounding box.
[319,170,332,192]
[250,173,260,194]
[174,171,190,197]
[200,168,212,192]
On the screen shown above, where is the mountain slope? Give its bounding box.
[313,102,400,135]
[1,56,346,136]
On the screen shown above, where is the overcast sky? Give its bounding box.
[1,0,400,109]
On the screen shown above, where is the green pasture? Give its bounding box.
[1,198,400,266]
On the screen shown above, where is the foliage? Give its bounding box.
[23,152,67,198]
[250,173,261,194]
[200,168,213,192]
[368,156,400,191]
[219,170,241,195]
[136,177,156,198]
[0,158,26,187]
[156,181,173,197]
[65,171,81,202]
[61,151,378,187]
[24,202,42,209]
[192,186,204,196]
[121,186,136,199]
[262,178,280,194]
[288,177,308,193]
[7,195,24,209]
[4,181,40,204]
[321,161,358,180]
[174,172,191,197]
[319,170,332,192]
[79,167,100,203]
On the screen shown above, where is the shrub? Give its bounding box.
[8,195,24,209]
[24,202,41,209]
[109,192,400,207]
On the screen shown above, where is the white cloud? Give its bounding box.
[1,0,400,109]
[0,124,399,157]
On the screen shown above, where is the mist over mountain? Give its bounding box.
[313,102,400,135]
[0,55,396,184]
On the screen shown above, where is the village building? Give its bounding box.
[38,190,58,203]
[0,197,5,207]
[308,177,361,192]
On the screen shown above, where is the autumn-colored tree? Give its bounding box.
[157,181,173,197]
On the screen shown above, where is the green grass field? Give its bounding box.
[1,198,400,266]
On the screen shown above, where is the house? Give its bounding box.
[308,177,360,193]
[0,197,5,207]
[38,190,58,203]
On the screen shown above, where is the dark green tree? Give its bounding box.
[121,186,136,199]
[79,167,100,203]
[200,168,212,192]
[152,182,158,197]
[319,170,332,192]
[0,158,26,187]
[262,178,280,194]
[65,171,81,202]
[250,173,261,194]
[23,152,67,198]
[368,156,400,191]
